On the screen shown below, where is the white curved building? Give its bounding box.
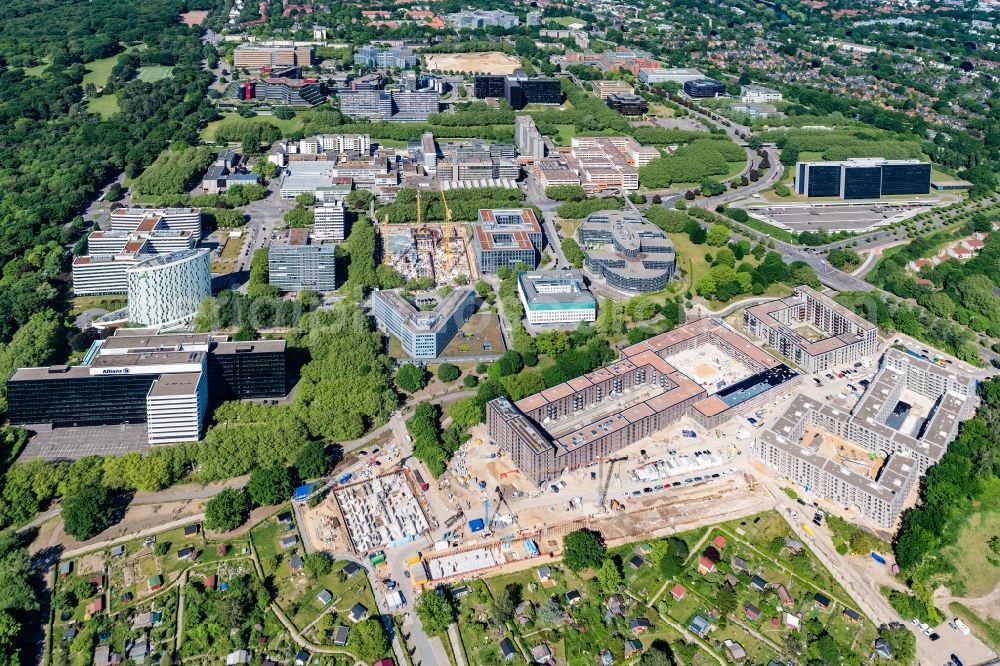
[126,249,211,328]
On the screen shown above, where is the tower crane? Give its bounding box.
[439,188,454,271]
[382,214,391,265]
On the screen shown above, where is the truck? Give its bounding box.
[954,618,970,635]
[444,511,464,528]
[413,470,429,491]
[871,552,887,565]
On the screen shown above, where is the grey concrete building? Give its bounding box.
[577,211,675,292]
[372,288,476,360]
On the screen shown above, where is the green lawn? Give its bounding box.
[937,511,1000,597]
[201,111,307,141]
[86,94,120,118]
[546,15,587,28]
[669,158,748,190]
[24,58,50,76]
[137,65,172,82]
[553,124,577,146]
[82,55,121,89]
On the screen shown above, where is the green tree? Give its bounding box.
[561,237,585,268]
[562,529,606,572]
[350,617,389,662]
[491,583,520,625]
[779,143,800,166]
[246,464,292,506]
[62,485,114,541]
[396,364,429,393]
[415,589,454,634]
[436,363,460,383]
[295,441,330,480]
[706,224,730,246]
[597,557,623,592]
[284,206,313,228]
[205,488,249,532]
[303,552,333,579]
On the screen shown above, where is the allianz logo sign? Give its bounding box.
[99,368,131,375]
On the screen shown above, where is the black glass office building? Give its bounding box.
[796,160,931,199]
[207,343,287,401]
[473,72,562,110]
[6,369,156,427]
[474,75,506,99]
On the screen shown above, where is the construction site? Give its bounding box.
[330,471,431,554]
[801,426,885,481]
[380,190,477,284]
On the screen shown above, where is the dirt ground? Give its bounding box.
[424,52,521,75]
[179,10,209,25]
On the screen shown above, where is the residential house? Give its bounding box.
[599,648,614,665]
[205,575,217,590]
[536,566,552,582]
[62,624,77,641]
[814,593,831,610]
[94,646,121,666]
[290,557,304,573]
[874,638,892,660]
[724,640,747,662]
[697,555,716,574]
[843,607,862,624]
[629,555,644,569]
[744,602,762,620]
[349,602,369,622]
[623,639,643,658]
[711,535,727,550]
[277,511,293,524]
[670,584,685,600]
[499,637,517,661]
[334,625,349,647]
[177,546,195,560]
[775,584,793,606]
[731,556,749,573]
[226,650,250,665]
[689,615,710,637]
[606,594,626,617]
[128,635,149,664]
[785,537,804,554]
[784,613,800,630]
[280,535,298,549]
[86,597,104,619]
[294,650,310,666]
[59,562,72,577]
[750,575,768,591]
[343,562,361,576]
[531,644,553,663]
[132,613,154,630]
[630,617,650,635]
[184,524,199,537]
[566,590,582,605]
[317,590,333,605]
[725,574,739,588]
[110,545,127,557]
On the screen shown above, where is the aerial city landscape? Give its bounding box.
[2,0,1000,665]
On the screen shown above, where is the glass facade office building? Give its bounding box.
[796,159,931,199]
[208,343,287,401]
[7,370,156,427]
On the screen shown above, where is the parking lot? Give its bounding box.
[747,201,930,232]
[20,423,150,461]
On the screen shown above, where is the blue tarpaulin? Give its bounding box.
[293,484,315,501]
[469,518,485,532]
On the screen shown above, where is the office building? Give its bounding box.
[233,43,314,70]
[110,207,202,240]
[740,84,782,103]
[126,249,212,329]
[743,285,878,373]
[6,329,286,445]
[756,348,976,527]
[577,211,675,292]
[526,10,542,25]
[591,80,635,99]
[372,288,477,360]
[432,138,520,182]
[227,75,325,108]
[73,216,197,296]
[794,159,931,199]
[447,9,519,29]
[534,159,582,189]
[339,90,437,121]
[565,136,660,192]
[473,71,562,109]
[353,45,419,70]
[606,93,648,116]
[515,116,546,160]
[269,236,337,292]
[517,271,596,326]
[487,318,797,484]
[314,202,346,240]
[683,79,727,98]
[472,208,545,273]
[637,67,704,84]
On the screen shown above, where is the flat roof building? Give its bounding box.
[606,93,648,116]
[354,44,418,70]
[473,209,545,274]
[591,80,635,99]
[743,286,878,373]
[683,79,727,98]
[314,202,346,241]
[473,71,561,110]
[638,68,704,84]
[565,137,659,192]
[756,347,976,527]
[795,159,931,199]
[233,43,314,71]
[517,271,596,326]
[447,9,519,29]
[740,84,783,103]
[577,211,675,292]
[515,116,546,160]
[372,288,477,360]
[488,318,797,483]
[7,330,286,446]
[269,241,337,292]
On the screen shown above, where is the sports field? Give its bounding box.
[137,66,172,82]
[424,52,521,75]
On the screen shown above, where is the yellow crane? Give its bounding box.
[416,189,422,227]
[439,188,454,271]
[382,214,391,265]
